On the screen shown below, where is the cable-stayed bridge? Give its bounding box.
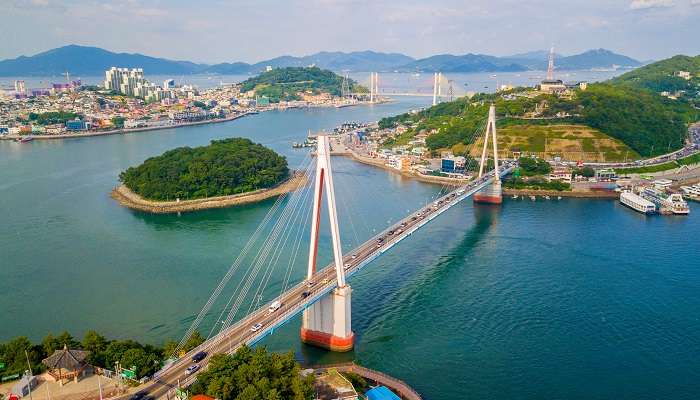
[133,105,508,399]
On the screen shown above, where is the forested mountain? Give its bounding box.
[0,45,642,76]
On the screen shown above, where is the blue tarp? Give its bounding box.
[366,386,401,400]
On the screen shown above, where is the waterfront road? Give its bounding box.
[122,163,514,400]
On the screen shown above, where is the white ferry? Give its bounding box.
[680,184,700,201]
[640,188,690,215]
[620,191,656,214]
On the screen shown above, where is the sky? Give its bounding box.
[1,0,699,63]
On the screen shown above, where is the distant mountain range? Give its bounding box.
[0,45,642,77]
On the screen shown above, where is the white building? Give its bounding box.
[674,71,691,80]
[14,80,25,94]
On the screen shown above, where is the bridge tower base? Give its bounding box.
[473,180,502,204]
[301,285,354,352]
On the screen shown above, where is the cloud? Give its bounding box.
[691,0,700,6]
[629,0,674,9]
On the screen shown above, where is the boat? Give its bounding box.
[530,195,536,201]
[16,136,33,143]
[512,195,518,199]
[680,184,700,202]
[620,191,656,214]
[640,187,689,215]
[544,195,551,200]
[557,196,562,200]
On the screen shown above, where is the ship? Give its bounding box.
[679,184,700,202]
[620,191,656,214]
[640,187,689,215]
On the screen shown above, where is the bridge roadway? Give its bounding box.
[134,162,515,399]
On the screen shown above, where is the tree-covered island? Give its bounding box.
[119,138,289,201]
[239,66,366,103]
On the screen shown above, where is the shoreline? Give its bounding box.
[338,149,619,198]
[336,150,470,186]
[0,99,384,142]
[0,112,256,141]
[111,171,308,214]
[502,188,618,198]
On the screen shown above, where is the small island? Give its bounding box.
[239,66,367,103]
[112,137,305,213]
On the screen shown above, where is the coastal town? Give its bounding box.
[0,67,372,141]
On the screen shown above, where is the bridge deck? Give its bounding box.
[142,163,514,398]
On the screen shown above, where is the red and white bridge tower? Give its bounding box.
[474,104,503,204]
[300,134,354,351]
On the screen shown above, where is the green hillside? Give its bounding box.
[239,66,366,103]
[612,55,700,98]
[379,57,700,158]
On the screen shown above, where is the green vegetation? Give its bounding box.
[26,111,79,125]
[0,330,205,381]
[612,55,700,106]
[342,372,368,393]
[111,116,125,128]
[518,157,552,176]
[504,177,571,191]
[120,138,289,201]
[378,57,700,159]
[190,345,314,400]
[239,67,365,103]
[573,166,596,178]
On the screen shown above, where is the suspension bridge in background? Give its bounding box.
[346,71,457,105]
[133,105,510,399]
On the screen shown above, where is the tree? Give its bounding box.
[0,337,44,376]
[183,332,205,353]
[42,331,78,355]
[119,138,289,201]
[190,346,314,400]
[83,331,108,366]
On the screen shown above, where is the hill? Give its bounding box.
[0,45,203,76]
[611,55,700,105]
[238,67,364,102]
[472,124,640,162]
[397,49,641,73]
[379,55,700,159]
[119,138,289,201]
[398,53,528,73]
[0,45,642,76]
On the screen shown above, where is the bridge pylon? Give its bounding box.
[474,104,503,204]
[301,134,354,352]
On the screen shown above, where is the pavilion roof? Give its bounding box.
[42,345,90,370]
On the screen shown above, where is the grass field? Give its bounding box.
[470,124,641,162]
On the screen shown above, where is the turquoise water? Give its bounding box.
[1,98,700,399]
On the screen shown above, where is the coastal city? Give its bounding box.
[2,2,700,400]
[0,67,370,140]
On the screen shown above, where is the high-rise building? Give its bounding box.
[104,67,149,97]
[14,80,25,94]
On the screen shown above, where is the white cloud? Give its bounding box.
[630,0,674,9]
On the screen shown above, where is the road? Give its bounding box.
[123,163,514,400]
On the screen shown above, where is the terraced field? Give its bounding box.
[469,124,641,162]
